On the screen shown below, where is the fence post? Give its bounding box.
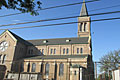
[69,62,70,80]
[109,70,111,80]
[18,61,21,80]
[112,70,115,80]
[89,74,90,80]
[95,62,97,80]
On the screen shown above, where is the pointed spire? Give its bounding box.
[80,0,88,16]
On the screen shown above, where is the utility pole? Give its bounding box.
[95,62,97,80]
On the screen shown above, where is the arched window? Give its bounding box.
[66,48,69,54]
[74,70,77,75]
[2,54,6,64]
[31,50,33,54]
[27,63,30,72]
[84,23,87,32]
[20,62,24,72]
[28,50,30,54]
[39,49,41,54]
[54,63,57,79]
[80,48,83,54]
[28,49,33,54]
[31,63,36,72]
[59,63,64,76]
[51,49,53,54]
[63,48,65,54]
[77,48,79,54]
[80,23,83,31]
[54,49,56,54]
[0,55,2,63]
[42,49,44,54]
[45,63,49,75]
[40,63,43,73]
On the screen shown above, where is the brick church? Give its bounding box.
[0,0,94,80]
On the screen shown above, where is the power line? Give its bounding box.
[0,10,120,27]
[0,0,100,18]
[1,17,120,30]
[89,4,120,12]
[39,0,100,10]
[67,4,120,16]
[9,3,120,23]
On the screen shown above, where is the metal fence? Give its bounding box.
[0,61,119,80]
[94,62,120,80]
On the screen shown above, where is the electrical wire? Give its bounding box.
[89,4,120,12]
[0,0,100,18]
[6,2,120,23]
[65,4,120,16]
[1,16,120,30]
[0,10,120,27]
[39,0,100,10]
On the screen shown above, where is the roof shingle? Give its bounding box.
[27,37,89,46]
[24,55,88,59]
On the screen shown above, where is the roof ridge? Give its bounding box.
[8,30,32,45]
[24,54,89,59]
[27,37,89,41]
[80,0,88,16]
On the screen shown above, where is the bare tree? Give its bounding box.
[99,49,120,72]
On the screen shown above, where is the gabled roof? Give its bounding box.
[1,30,89,46]
[7,30,32,45]
[24,55,89,59]
[27,37,89,46]
[80,0,88,16]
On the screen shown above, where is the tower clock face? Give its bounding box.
[0,41,8,52]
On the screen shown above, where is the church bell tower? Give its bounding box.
[78,0,91,37]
